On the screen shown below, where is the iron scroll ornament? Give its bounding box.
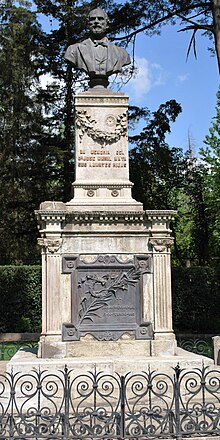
[62,255,152,341]
[0,365,219,439]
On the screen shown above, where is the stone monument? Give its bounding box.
[8,8,213,373]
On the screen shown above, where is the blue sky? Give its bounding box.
[37,7,219,154]
[123,26,219,153]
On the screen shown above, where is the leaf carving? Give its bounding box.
[78,267,140,324]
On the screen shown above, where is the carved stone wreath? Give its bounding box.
[76,110,127,144]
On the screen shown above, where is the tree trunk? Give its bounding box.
[63,0,75,201]
[212,0,220,73]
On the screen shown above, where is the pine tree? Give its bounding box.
[0,1,64,263]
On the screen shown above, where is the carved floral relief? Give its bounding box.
[76,110,127,145]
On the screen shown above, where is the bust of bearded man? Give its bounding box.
[65,8,131,89]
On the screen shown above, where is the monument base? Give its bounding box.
[35,89,189,366]
[36,206,178,360]
[37,333,177,359]
[8,347,213,376]
[66,182,143,212]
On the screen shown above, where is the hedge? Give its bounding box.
[0,266,41,333]
[172,266,220,334]
[0,265,219,334]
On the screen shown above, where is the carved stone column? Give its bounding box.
[36,203,68,358]
[38,237,62,335]
[149,237,176,355]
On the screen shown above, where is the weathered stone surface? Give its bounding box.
[34,207,178,358]
[8,347,213,377]
[213,336,220,364]
[32,90,184,363]
[66,91,142,211]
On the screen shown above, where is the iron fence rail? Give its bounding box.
[0,365,219,439]
[0,341,38,361]
[177,335,214,358]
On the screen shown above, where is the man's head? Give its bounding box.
[88,8,109,39]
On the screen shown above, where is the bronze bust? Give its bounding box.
[65,8,131,88]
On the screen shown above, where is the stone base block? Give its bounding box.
[66,339,152,358]
[66,200,143,212]
[38,336,67,359]
[151,339,177,356]
[38,335,152,359]
[8,347,213,377]
[38,334,179,359]
[213,336,220,365]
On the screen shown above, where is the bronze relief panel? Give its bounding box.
[62,255,152,341]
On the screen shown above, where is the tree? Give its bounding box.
[129,100,185,210]
[182,157,210,266]
[0,1,66,263]
[33,0,93,200]
[172,103,220,267]
[2,0,216,267]
[127,98,217,267]
[109,0,220,73]
[200,87,220,264]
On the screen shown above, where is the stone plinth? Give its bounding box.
[35,204,177,359]
[67,89,142,211]
[8,347,213,377]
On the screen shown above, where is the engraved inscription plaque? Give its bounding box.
[62,255,152,341]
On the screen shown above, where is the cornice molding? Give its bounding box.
[35,208,177,228]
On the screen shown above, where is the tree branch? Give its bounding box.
[176,13,213,32]
[113,2,212,41]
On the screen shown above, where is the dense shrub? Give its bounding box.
[172,266,220,333]
[0,266,41,332]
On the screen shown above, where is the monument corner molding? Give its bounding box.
[149,237,174,253]
[37,237,62,254]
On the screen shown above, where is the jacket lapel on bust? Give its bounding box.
[78,39,96,74]
[106,44,121,73]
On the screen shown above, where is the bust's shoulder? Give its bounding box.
[109,42,131,62]
[65,39,91,61]
[66,38,91,51]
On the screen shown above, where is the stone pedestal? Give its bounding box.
[213,336,220,364]
[34,90,178,361]
[36,204,177,359]
[67,89,142,211]
[9,89,213,372]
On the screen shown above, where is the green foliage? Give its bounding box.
[172,266,220,333]
[0,1,219,270]
[0,266,42,332]
[172,160,211,266]
[199,88,220,264]
[0,1,74,263]
[129,100,185,209]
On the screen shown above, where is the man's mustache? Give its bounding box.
[91,23,103,27]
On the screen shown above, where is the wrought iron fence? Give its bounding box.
[176,334,214,358]
[0,364,220,439]
[0,341,38,361]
